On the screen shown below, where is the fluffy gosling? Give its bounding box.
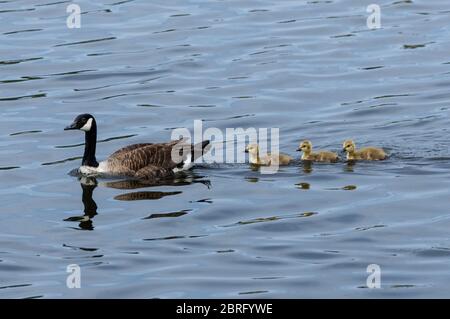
[342,140,386,161]
[297,140,339,163]
[245,144,292,166]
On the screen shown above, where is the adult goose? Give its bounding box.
[64,114,210,180]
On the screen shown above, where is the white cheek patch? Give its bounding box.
[80,118,93,132]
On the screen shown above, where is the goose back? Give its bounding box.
[105,139,209,178]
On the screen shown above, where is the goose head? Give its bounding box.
[64,114,96,132]
[245,144,259,155]
[343,140,356,153]
[65,113,99,168]
[297,140,312,153]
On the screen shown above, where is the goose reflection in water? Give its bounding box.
[65,173,211,230]
[104,172,211,189]
[344,161,356,172]
[105,172,211,201]
[64,177,98,230]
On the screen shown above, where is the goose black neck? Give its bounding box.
[82,119,99,167]
[81,183,98,217]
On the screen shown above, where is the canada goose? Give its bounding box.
[342,140,386,161]
[64,114,210,180]
[244,144,292,166]
[296,140,339,162]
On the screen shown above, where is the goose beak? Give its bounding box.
[64,122,78,130]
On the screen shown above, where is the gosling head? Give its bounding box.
[343,140,356,153]
[245,144,259,155]
[297,140,312,153]
[64,114,96,132]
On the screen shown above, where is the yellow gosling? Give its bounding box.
[245,144,292,166]
[342,140,386,161]
[297,140,339,163]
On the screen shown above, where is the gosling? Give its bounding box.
[296,140,339,163]
[342,140,386,161]
[245,144,293,166]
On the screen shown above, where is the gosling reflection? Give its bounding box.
[296,182,310,190]
[245,177,259,183]
[344,161,356,172]
[65,177,98,230]
[301,161,313,174]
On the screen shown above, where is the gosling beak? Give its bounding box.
[64,122,78,131]
[244,148,249,153]
[296,148,302,152]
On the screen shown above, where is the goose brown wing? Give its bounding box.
[109,143,154,158]
[107,140,185,173]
